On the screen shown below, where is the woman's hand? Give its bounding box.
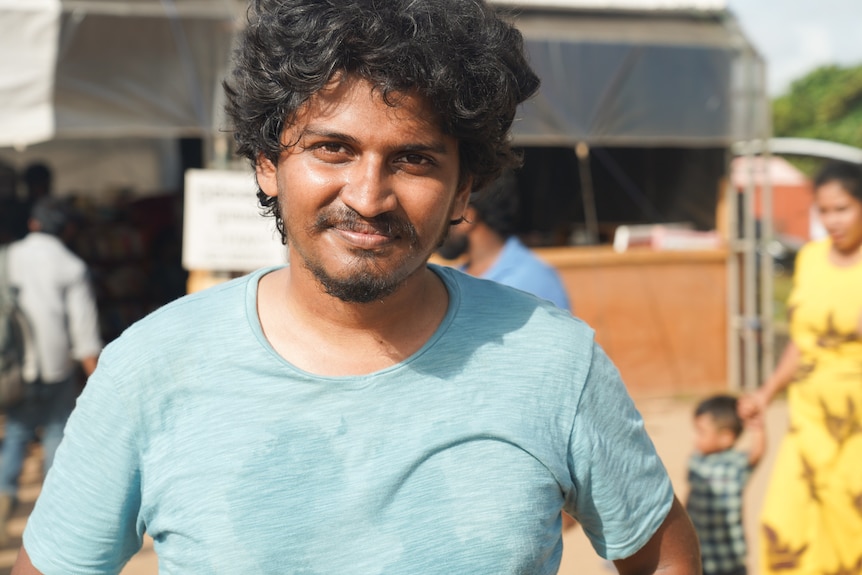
[738,390,768,420]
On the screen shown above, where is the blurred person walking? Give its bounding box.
[739,160,862,574]
[0,197,102,545]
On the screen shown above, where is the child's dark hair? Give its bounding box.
[695,394,743,438]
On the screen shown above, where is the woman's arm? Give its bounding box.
[739,341,800,419]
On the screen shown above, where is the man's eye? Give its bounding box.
[316,143,347,154]
[400,153,432,165]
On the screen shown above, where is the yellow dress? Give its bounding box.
[759,239,862,575]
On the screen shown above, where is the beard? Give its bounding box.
[437,231,469,260]
[290,204,427,304]
[306,253,404,303]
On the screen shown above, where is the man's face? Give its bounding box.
[256,75,470,303]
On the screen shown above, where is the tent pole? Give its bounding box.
[725,161,741,392]
[741,142,759,392]
[758,67,775,386]
[575,142,599,245]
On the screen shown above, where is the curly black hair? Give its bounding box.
[223,0,539,240]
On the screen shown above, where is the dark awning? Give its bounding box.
[504,9,768,146]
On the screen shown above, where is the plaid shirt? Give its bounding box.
[686,449,753,575]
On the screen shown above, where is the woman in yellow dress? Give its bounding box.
[740,160,862,574]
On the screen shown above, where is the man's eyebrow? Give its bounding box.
[299,127,359,146]
[300,126,451,154]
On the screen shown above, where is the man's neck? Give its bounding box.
[257,264,450,376]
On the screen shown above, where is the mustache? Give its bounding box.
[311,206,418,242]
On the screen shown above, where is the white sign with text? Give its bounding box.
[182,168,286,272]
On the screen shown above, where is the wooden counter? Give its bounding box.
[534,246,728,397]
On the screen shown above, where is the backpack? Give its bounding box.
[0,245,39,409]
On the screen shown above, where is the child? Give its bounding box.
[686,394,766,575]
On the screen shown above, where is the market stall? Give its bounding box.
[0,0,237,342]
[482,0,771,394]
[1,0,772,394]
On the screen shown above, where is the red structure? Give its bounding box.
[731,156,813,241]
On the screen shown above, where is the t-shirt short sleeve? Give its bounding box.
[566,342,675,560]
[23,362,144,574]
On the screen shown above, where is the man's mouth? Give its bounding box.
[313,207,417,248]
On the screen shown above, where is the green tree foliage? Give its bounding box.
[773,63,862,148]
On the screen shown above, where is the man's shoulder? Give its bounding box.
[499,237,552,270]
[435,263,588,342]
[489,238,570,309]
[103,270,261,363]
[130,271,257,330]
[11,231,81,261]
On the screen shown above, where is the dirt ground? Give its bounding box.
[0,395,789,575]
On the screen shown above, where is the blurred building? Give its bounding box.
[731,155,812,242]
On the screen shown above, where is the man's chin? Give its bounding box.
[303,250,431,303]
[308,262,402,304]
[319,276,399,304]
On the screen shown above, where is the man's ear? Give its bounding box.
[450,177,473,222]
[255,154,278,198]
[463,205,479,225]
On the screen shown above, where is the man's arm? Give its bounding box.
[80,354,98,378]
[12,547,43,575]
[613,496,701,575]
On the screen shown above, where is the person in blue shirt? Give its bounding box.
[438,171,572,312]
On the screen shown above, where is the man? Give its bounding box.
[1,197,102,545]
[438,171,572,311]
[14,1,700,573]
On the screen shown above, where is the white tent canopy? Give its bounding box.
[0,0,237,149]
[0,0,60,148]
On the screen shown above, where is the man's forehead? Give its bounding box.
[309,72,421,108]
[284,75,446,140]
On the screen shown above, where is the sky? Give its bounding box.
[726,0,862,96]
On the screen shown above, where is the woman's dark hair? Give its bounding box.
[813,160,862,202]
[223,0,540,241]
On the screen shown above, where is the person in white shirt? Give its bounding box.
[0,197,102,545]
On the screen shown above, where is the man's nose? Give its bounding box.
[339,158,397,218]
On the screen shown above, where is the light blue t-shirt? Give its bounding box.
[24,265,672,574]
[480,236,571,311]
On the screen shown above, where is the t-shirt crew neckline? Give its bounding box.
[245,264,461,382]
